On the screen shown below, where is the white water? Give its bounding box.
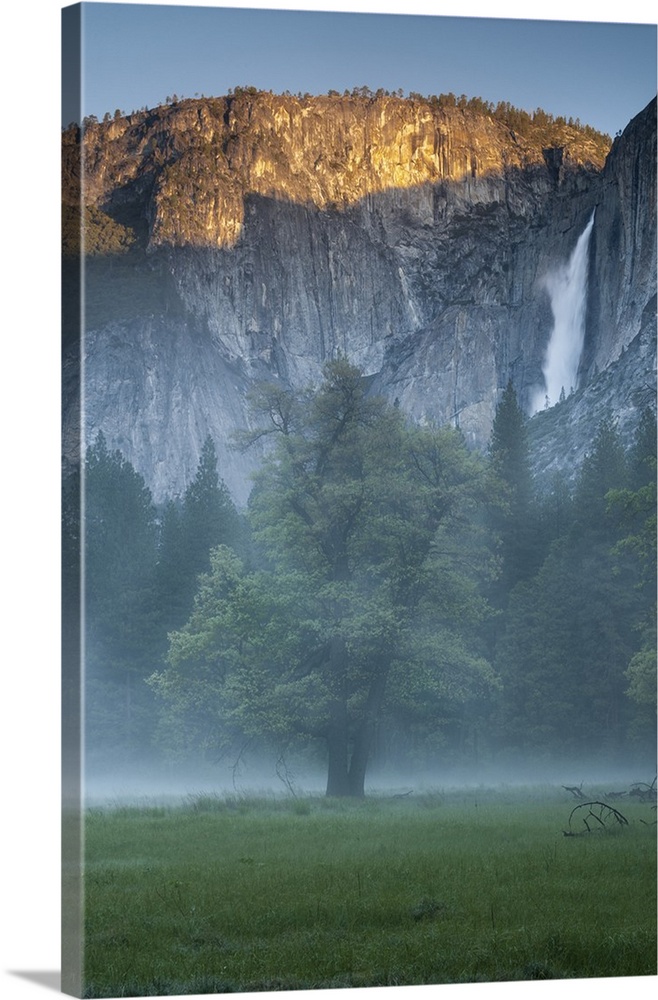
[531,211,595,413]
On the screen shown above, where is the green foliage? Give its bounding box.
[625,648,657,708]
[84,432,158,655]
[83,432,160,763]
[181,437,241,572]
[607,408,657,580]
[494,418,655,757]
[71,372,654,781]
[151,361,498,794]
[488,381,542,601]
[72,430,247,769]
[572,416,628,533]
[62,204,136,257]
[607,409,657,711]
[538,469,573,545]
[154,436,244,634]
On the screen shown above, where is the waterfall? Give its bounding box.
[531,211,595,413]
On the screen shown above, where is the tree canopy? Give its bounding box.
[150,360,499,795]
[70,384,656,788]
[493,416,655,759]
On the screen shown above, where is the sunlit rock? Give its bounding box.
[62,93,656,503]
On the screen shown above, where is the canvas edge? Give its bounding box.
[61,4,84,997]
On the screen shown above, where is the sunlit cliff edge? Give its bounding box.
[61,92,654,504]
[63,90,610,251]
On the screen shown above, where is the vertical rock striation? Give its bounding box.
[62,93,655,502]
[585,97,657,376]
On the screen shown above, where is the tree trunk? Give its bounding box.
[347,664,389,797]
[325,728,351,796]
[346,736,368,798]
[325,635,350,797]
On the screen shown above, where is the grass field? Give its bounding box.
[82,785,656,997]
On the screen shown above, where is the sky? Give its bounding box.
[0,2,656,999]
[67,1,657,138]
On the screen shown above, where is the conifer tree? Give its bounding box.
[83,432,159,763]
[181,435,239,574]
[495,418,642,759]
[572,417,627,536]
[607,408,657,724]
[488,381,540,603]
[155,435,243,632]
[84,431,158,647]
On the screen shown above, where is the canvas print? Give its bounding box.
[61,1,657,996]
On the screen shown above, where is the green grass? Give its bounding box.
[82,786,656,996]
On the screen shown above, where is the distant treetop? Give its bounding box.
[78,86,612,154]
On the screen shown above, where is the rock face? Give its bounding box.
[584,99,657,375]
[62,93,656,503]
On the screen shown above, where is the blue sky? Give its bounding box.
[66,1,657,138]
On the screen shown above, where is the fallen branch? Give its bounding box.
[563,800,629,836]
[629,776,657,803]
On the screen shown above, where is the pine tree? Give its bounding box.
[628,406,657,491]
[83,432,159,764]
[156,435,243,631]
[607,408,657,725]
[181,437,234,570]
[488,381,540,602]
[495,417,643,760]
[572,417,627,536]
[153,499,189,633]
[84,431,158,636]
[539,470,574,547]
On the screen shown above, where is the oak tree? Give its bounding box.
[151,361,497,795]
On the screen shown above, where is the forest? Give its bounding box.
[62,360,657,796]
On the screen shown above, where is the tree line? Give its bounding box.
[63,362,656,793]
[76,88,611,151]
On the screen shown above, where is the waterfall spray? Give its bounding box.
[531,211,595,413]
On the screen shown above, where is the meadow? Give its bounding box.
[82,785,656,997]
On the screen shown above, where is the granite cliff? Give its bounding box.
[62,92,656,503]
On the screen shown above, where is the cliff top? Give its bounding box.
[67,88,613,155]
[63,89,613,253]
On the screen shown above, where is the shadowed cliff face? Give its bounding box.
[584,98,657,376]
[65,92,609,250]
[62,93,655,503]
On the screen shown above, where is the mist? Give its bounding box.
[83,752,656,808]
[531,211,595,413]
